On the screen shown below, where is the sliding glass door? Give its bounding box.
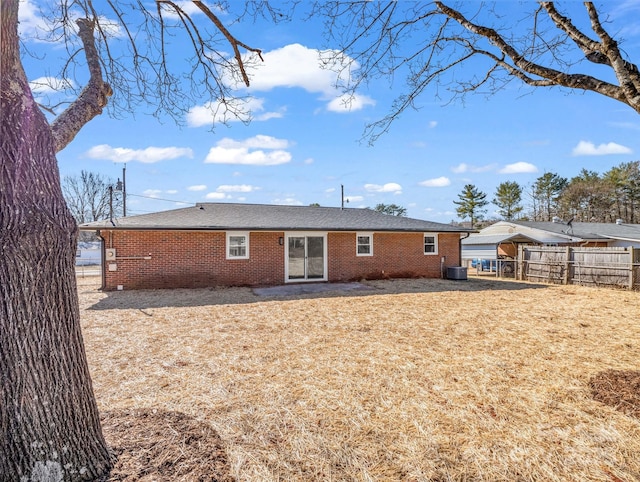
[286,233,327,282]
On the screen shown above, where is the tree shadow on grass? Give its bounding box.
[99,409,235,482]
[87,277,548,311]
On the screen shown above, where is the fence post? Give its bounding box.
[518,245,524,281]
[564,246,571,285]
[630,246,635,290]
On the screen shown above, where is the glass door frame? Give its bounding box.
[284,232,328,283]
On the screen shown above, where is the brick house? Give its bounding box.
[80,203,473,290]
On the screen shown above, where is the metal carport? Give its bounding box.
[461,233,538,276]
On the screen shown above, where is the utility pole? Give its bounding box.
[115,164,126,217]
[108,185,114,225]
[122,164,126,217]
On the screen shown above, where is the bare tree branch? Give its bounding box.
[582,2,640,110]
[192,0,263,87]
[434,2,626,103]
[319,2,640,143]
[50,18,112,153]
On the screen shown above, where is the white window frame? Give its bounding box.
[424,233,438,255]
[226,231,249,259]
[356,232,373,256]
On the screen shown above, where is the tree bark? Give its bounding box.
[1,0,112,479]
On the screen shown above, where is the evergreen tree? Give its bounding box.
[373,203,407,216]
[493,181,523,220]
[454,184,488,228]
[533,173,568,221]
[558,169,609,222]
[603,161,640,223]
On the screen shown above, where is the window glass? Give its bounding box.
[227,233,249,259]
[424,234,437,254]
[357,233,373,256]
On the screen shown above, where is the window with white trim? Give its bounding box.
[226,232,249,259]
[424,233,438,255]
[356,233,373,256]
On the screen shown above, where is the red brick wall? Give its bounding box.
[328,232,460,282]
[98,230,461,290]
[99,230,285,290]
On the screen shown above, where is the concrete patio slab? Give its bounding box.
[253,282,373,297]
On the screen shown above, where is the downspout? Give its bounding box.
[97,230,106,290]
[460,232,470,267]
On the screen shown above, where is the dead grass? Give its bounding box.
[77,276,640,481]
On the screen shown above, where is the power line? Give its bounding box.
[127,193,195,206]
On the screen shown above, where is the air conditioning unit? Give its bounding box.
[447,266,468,280]
[105,248,116,261]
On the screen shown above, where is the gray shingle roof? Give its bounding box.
[462,233,539,245]
[510,220,640,241]
[80,203,473,233]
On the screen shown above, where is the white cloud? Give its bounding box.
[364,183,402,194]
[158,0,224,19]
[240,43,374,113]
[272,198,304,206]
[188,44,374,118]
[216,184,260,193]
[204,135,292,166]
[166,190,178,195]
[29,76,75,95]
[419,177,451,187]
[344,195,364,203]
[451,163,496,174]
[498,162,538,174]
[304,158,314,165]
[19,2,123,40]
[85,144,193,163]
[428,121,438,128]
[18,0,52,37]
[246,44,344,95]
[143,189,162,198]
[188,185,207,191]
[218,135,290,150]
[205,192,229,200]
[572,140,632,156]
[327,93,376,113]
[205,147,291,166]
[187,97,283,127]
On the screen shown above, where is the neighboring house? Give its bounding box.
[462,219,640,266]
[80,203,474,290]
[75,241,102,266]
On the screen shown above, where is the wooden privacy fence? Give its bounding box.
[517,245,640,290]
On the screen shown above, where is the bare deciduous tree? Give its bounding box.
[1,1,275,479]
[316,2,640,143]
[63,171,121,223]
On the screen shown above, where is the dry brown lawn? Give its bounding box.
[77,276,640,482]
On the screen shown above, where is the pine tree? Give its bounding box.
[493,181,523,220]
[454,184,488,228]
[533,173,568,221]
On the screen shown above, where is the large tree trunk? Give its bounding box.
[1,1,112,480]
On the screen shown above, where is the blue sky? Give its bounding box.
[19,1,640,221]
